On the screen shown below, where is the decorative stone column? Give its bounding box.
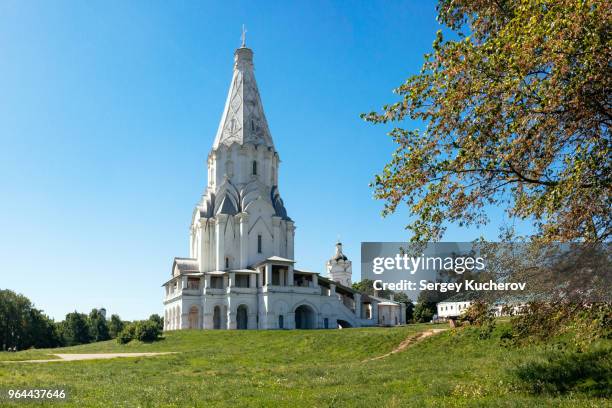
[372,302,379,325]
[204,274,211,290]
[215,214,228,271]
[199,218,208,272]
[237,212,249,268]
[249,273,256,288]
[227,311,236,329]
[265,264,272,287]
[286,221,295,260]
[287,265,294,286]
[354,293,362,318]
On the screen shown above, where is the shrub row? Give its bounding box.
[117,320,162,344]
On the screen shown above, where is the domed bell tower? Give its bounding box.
[326,241,352,287]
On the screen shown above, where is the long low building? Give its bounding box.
[436,298,526,320]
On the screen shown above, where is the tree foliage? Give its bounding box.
[88,308,110,342]
[109,314,125,339]
[362,0,611,242]
[352,279,397,299]
[116,318,162,344]
[0,289,62,350]
[59,312,92,346]
[148,314,164,332]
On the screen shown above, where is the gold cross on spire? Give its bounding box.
[241,24,247,47]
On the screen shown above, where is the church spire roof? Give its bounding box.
[212,41,275,150]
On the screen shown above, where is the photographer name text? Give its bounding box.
[373,279,526,293]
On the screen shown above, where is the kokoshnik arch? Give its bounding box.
[162,40,405,330]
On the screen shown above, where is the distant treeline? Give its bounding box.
[0,289,163,351]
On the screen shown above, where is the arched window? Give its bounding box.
[252,160,257,175]
[278,315,284,329]
[213,306,221,329]
[225,257,229,269]
[324,318,329,329]
[257,234,262,253]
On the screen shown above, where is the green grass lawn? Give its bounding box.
[0,323,609,407]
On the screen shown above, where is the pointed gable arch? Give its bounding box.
[248,215,273,238]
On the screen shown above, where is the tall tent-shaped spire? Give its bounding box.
[212,45,275,150]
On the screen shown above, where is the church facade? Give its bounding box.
[162,43,404,330]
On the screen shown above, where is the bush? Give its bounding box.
[511,347,612,397]
[459,301,495,339]
[134,320,162,342]
[116,323,136,344]
[148,314,164,332]
[509,302,612,348]
[116,320,161,344]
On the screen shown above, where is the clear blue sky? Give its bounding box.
[0,1,532,320]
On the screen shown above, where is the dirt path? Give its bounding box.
[363,328,447,362]
[4,352,176,363]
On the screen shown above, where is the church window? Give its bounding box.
[252,160,257,175]
[225,257,229,269]
[251,119,255,131]
[257,234,262,253]
[324,318,329,329]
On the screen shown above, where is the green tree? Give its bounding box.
[116,320,162,344]
[108,314,124,339]
[413,302,435,324]
[135,320,162,342]
[413,288,452,323]
[148,314,164,332]
[362,0,611,243]
[116,323,136,344]
[88,308,110,342]
[60,312,92,346]
[0,289,61,351]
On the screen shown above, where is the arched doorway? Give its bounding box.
[236,305,248,330]
[295,304,316,329]
[337,319,352,329]
[213,306,222,329]
[188,306,199,329]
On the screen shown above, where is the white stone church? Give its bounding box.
[162,42,404,330]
